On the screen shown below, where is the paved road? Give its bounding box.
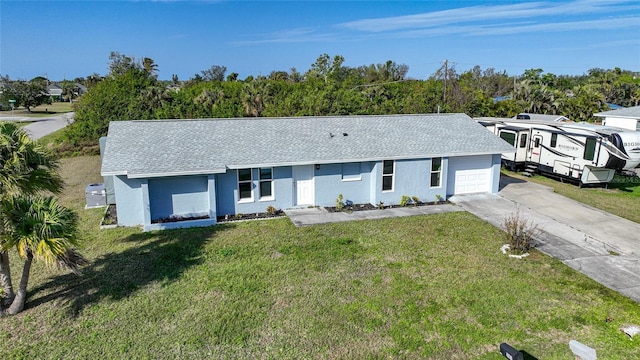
[24,112,74,139]
[450,175,640,303]
[0,112,74,140]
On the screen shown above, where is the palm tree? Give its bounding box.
[1,196,85,315]
[142,57,159,79]
[242,80,268,117]
[0,122,63,307]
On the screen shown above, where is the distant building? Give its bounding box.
[594,106,640,131]
[46,84,63,101]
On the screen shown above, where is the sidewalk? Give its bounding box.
[285,203,463,227]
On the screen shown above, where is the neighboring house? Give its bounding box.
[75,83,88,96]
[594,105,640,131]
[46,84,63,100]
[101,114,514,231]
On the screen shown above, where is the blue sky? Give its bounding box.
[1,0,639,81]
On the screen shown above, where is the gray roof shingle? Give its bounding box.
[101,113,514,178]
[594,105,640,119]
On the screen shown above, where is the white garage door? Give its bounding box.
[447,155,492,195]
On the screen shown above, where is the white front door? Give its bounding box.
[294,165,314,206]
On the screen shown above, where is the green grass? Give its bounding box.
[503,169,640,223]
[0,102,73,118]
[2,156,640,359]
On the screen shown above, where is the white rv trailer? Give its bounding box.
[476,116,640,185]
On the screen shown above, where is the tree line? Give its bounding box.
[3,52,639,147]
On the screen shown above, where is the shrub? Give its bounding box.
[377,201,385,210]
[335,194,344,211]
[400,195,411,207]
[411,196,420,206]
[266,205,277,215]
[504,210,539,253]
[435,194,443,202]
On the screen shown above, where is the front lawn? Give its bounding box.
[2,156,639,359]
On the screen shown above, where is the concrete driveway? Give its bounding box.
[450,175,640,303]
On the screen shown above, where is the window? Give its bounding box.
[238,169,253,201]
[430,157,442,188]
[500,131,516,146]
[382,160,394,191]
[584,137,596,161]
[551,133,558,148]
[519,133,528,148]
[534,137,541,148]
[259,168,273,199]
[342,163,361,181]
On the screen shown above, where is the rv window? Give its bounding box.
[519,133,528,148]
[584,138,596,161]
[499,131,516,146]
[534,138,541,148]
[551,133,558,148]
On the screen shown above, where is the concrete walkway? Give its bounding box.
[285,203,463,227]
[451,175,640,303]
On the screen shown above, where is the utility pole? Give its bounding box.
[443,59,448,104]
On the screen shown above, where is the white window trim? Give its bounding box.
[430,157,442,188]
[382,160,395,192]
[237,169,254,203]
[259,167,275,201]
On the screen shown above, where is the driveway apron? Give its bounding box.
[450,175,640,303]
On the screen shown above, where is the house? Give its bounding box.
[46,84,63,101]
[594,105,640,131]
[100,114,514,231]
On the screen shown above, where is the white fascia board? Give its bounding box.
[127,169,226,179]
[101,170,127,176]
[225,151,513,169]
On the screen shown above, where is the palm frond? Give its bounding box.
[56,248,89,275]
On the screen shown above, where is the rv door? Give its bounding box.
[529,135,542,163]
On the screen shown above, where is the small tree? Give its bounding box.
[503,210,539,254]
[335,194,344,211]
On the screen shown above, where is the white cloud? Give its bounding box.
[236,1,640,45]
[338,0,640,33]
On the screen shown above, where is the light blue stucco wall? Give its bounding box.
[372,158,449,206]
[113,175,145,226]
[148,176,209,221]
[314,162,373,207]
[112,155,497,230]
[491,154,502,194]
[216,167,293,216]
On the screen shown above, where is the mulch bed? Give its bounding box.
[325,201,449,213]
[217,210,285,223]
[101,204,118,226]
[152,214,211,224]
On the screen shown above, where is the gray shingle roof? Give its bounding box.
[594,105,640,119]
[101,114,514,178]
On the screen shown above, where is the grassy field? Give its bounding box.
[503,169,640,223]
[0,102,73,118]
[2,156,640,359]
